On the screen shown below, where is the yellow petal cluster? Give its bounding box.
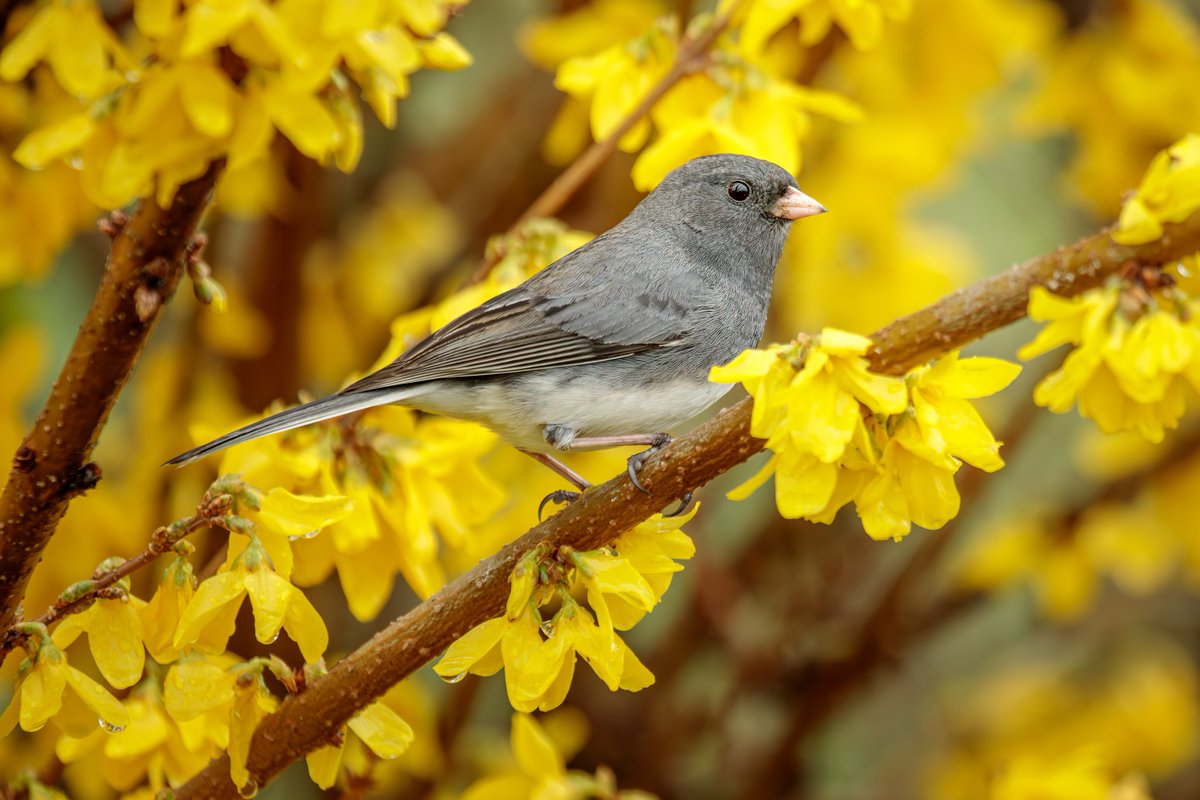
[461,712,650,800]
[174,537,328,662]
[1019,283,1200,442]
[434,512,695,712]
[630,38,862,190]
[712,330,1019,541]
[0,636,129,739]
[733,0,912,53]
[1114,134,1200,244]
[2,0,472,208]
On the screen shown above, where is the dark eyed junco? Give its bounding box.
[168,154,825,515]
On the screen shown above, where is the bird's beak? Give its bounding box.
[771,187,827,220]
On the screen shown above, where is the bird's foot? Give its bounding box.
[626,433,672,493]
[538,489,582,521]
[663,491,696,518]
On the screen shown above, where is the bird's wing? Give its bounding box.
[340,250,699,394]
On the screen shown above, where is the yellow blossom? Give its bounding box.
[139,554,197,664]
[733,0,913,53]
[436,514,690,712]
[228,670,278,792]
[554,19,677,153]
[305,701,414,789]
[51,588,147,690]
[1020,284,1200,441]
[173,538,328,662]
[631,47,862,190]
[715,335,1017,540]
[0,638,129,738]
[0,1,132,99]
[1114,133,1200,244]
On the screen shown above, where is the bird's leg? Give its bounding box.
[520,449,592,521]
[563,432,672,494]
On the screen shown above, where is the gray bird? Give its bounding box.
[167,154,825,515]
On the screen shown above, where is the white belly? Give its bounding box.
[401,373,733,451]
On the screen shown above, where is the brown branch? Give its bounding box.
[174,212,1200,797]
[865,221,1200,373]
[465,5,740,285]
[0,160,224,634]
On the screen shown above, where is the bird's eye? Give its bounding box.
[727,180,751,202]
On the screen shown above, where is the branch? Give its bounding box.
[465,5,739,285]
[174,214,1200,798]
[0,160,224,634]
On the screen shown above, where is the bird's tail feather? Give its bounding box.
[165,388,409,467]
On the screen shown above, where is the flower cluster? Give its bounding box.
[712,330,1019,541]
[461,712,653,800]
[1114,133,1200,245]
[522,0,863,190]
[434,512,695,712]
[0,475,407,791]
[1,0,471,208]
[733,0,912,53]
[1019,274,1200,442]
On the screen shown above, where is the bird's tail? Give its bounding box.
[164,388,411,467]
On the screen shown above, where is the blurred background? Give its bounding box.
[4,0,1200,797]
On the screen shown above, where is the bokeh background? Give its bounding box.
[4,0,1200,797]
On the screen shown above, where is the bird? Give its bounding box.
[167,153,825,516]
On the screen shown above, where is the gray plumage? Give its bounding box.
[167,154,823,467]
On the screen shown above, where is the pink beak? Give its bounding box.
[771,186,826,220]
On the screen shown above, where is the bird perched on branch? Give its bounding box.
[168,153,825,516]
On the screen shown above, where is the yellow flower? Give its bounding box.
[554,18,677,153]
[0,637,129,738]
[228,670,278,793]
[305,701,414,790]
[1021,0,1200,215]
[140,554,197,664]
[227,487,353,580]
[56,682,218,792]
[734,0,913,54]
[173,538,328,662]
[631,48,862,190]
[1115,134,1200,244]
[716,336,1017,540]
[51,586,147,690]
[1020,284,1200,442]
[991,750,1117,800]
[435,514,689,712]
[0,0,133,99]
[521,0,666,69]
[461,713,570,800]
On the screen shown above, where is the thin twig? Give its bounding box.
[0,482,242,658]
[465,4,742,285]
[174,213,1200,799]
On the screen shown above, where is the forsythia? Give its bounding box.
[433,512,696,712]
[712,329,1019,541]
[1,0,472,208]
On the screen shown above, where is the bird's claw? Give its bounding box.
[663,491,696,518]
[538,489,581,521]
[627,433,672,494]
